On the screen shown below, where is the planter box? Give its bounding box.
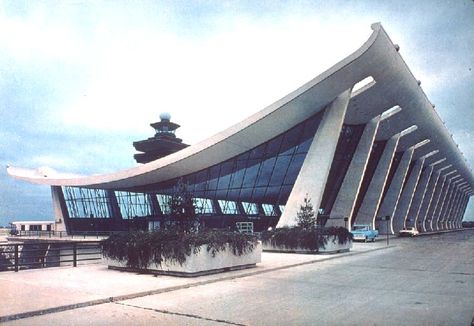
[104,241,262,277]
[262,235,352,254]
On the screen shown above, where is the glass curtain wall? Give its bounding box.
[62,111,325,223]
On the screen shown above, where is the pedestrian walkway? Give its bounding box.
[0,241,393,322]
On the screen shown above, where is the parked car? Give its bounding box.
[398,227,419,237]
[351,224,378,242]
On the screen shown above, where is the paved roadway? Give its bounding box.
[4,230,474,325]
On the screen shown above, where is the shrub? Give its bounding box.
[261,226,352,251]
[165,179,199,233]
[103,229,258,269]
[296,194,317,230]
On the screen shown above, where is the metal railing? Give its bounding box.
[0,241,103,272]
[12,230,120,239]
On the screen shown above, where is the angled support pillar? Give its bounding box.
[278,89,352,227]
[432,174,459,231]
[418,170,442,232]
[452,194,465,229]
[392,158,425,233]
[455,195,469,228]
[327,116,381,228]
[458,195,470,227]
[439,177,462,230]
[437,181,457,230]
[51,186,69,233]
[424,168,454,231]
[451,190,468,229]
[354,133,400,228]
[407,165,433,230]
[376,147,414,233]
[454,188,470,228]
[446,185,465,229]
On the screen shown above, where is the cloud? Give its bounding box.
[1,0,474,225]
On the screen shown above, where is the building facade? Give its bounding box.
[8,24,473,234]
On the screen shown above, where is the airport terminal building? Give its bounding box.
[8,24,473,235]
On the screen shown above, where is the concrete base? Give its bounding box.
[104,242,262,277]
[262,236,352,254]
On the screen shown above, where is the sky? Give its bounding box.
[1,0,473,226]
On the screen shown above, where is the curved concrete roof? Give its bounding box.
[7,23,474,193]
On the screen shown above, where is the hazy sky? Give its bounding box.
[1,0,473,226]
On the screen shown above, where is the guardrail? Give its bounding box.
[0,241,103,272]
[12,230,120,239]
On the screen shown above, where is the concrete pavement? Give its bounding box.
[2,230,473,325]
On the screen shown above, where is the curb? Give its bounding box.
[0,245,395,323]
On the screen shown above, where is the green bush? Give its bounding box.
[103,229,258,269]
[261,226,352,251]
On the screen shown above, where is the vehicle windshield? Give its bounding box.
[352,226,366,230]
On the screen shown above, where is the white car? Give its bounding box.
[398,227,419,237]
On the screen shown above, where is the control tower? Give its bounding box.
[133,112,189,164]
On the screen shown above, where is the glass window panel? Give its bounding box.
[204,190,216,199]
[195,197,214,214]
[193,170,208,192]
[156,194,171,215]
[262,204,277,216]
[269,155,291,186]
[279,126,301,156]
[256,157,276,187]
[278,185,293,204]
[229,161,247,189]
[242,202,259,215]
[239,188,253,202]
[215,189,229,200]
[251,187,266,203]
[242,160,260,188]
[207,165,220,190]
[217,161,234,190]
[283,153,306,185]
[279,205,285,214]
[115,191,152,219]
[218,200,239,214]
[63,187,111,218]
[226,189,241,202]
[263,186,281,202]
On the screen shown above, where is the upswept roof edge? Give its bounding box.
[7,23,474,192]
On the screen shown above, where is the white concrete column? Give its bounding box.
[354,134,400,228]
[418,170,441,232]
[446,189,462,229]
[376,148,414,233]
[454,195,469,228]
[327,116,380,228]
[454,190,470,228]
[51,186,67,233]
[457,195,470,228]
[441,178,464,229]
[438,181,457,230]
[392,158,425,233]
[451,194,464,229]
[278,89,352,228]
[426,175,447,231]
[446,183,466,229]
[407,165,433,230]
[432,175,459,231]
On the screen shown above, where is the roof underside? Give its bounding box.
[7,23,474,193]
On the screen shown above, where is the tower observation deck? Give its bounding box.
[133,112,189,164]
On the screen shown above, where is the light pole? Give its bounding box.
[385,215,390,246]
